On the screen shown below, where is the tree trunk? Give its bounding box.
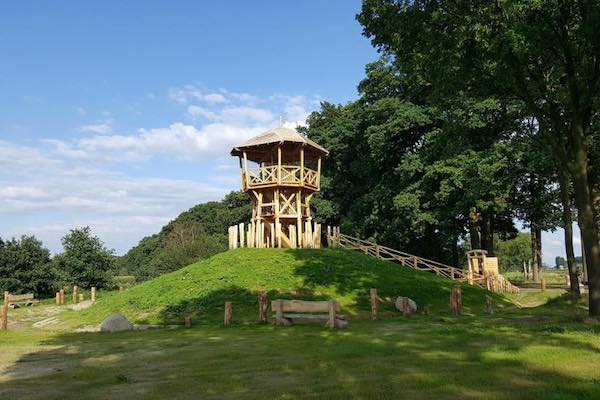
[558,169,580,297]
[567,114,600,316]
[531,225,540,283]
[480,211,494,256]
[535,225,543,278]
[469,207,481,249]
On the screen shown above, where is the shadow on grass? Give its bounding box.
[2,314,600,399]
[155,284,332,325]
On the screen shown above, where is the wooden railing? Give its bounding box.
[337,233,519,294]
[243,165,319,189]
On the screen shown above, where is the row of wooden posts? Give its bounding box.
[184,286,486,328]
[368,286,493,319]
[228,223,341,249]
[54,286,98,305]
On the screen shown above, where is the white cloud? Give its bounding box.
[187,105,217,120]
[47,88,320,163]
[169,85,227,105]
[79,123,112,134]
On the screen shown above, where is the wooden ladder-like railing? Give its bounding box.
[337,233,519,294]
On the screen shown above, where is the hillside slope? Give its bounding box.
[70,248,511,326]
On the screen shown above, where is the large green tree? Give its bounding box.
[308,57,522,265]
[0,235,56,295]
[52,227,115,289]
[359,0,600,316]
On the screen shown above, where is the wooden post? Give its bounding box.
[402,297,414,317]
[275,299,284,325]
[258,291,268,323]
[450,286,462,315]
[1,291,9,331]
[239,223,245,248]
[328,300,336,329]
[59,289,65,305]
[119,286,124,293]
[91,287,96,302]
[540,277,546,292]
[184,316,192,328]
[327,225,332,247]
[78,293,84,303]
[485,295,494,314]
[243,151,250,188]
[72,286,78,304]
[55,292,60,305]
[296,190,302,248]
[369,288,378,320]
[224,302,233,325]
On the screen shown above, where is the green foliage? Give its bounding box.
[52,227,115,289]
[495,232,531,272]
[72,248,509,326]
[0,235,56,295]
[116,191,251,280]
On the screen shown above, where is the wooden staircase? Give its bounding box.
[336,233,519,294]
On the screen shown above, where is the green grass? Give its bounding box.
[1,298,599,399]
[62,248,510,327]
[2,249,599,399]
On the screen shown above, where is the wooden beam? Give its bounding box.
[243,152,250,189]
[317,156,321,190]
[300,147,304,186]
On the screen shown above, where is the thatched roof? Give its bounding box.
[230,127,329,156]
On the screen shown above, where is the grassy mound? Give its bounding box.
[67,248,511,326]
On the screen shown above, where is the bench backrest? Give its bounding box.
[8,293,35,302]
[271,299,340,313]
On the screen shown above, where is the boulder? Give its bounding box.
[100,314,133,332]
[395,297,417,316]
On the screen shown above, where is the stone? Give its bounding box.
[395,297,417,316]
[100,314,133,332]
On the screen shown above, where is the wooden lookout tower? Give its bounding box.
[230,126,329,248]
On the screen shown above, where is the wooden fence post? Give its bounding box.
[402,297,414,317]
[91,287,96,302]
[485,295,494,314]
[450,286,462,316]
[119,286,124,293]
[78,293,84,303]
[1,291,9,331]
[184,316,192,328]
[55,292,60,305]
[72,286,78,304]
[370,288,378,320]
[224,302,233,325]
[540,278,546,292]
[328,300,336,329]
[258,291,268,323]
[59,289,65,305]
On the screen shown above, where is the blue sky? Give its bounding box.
[0,1,580,264]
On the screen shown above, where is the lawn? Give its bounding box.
[1,290,599,399]
[1,249,599,399]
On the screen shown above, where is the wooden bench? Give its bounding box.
[8,293,38,308]
[271,299,347,329]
